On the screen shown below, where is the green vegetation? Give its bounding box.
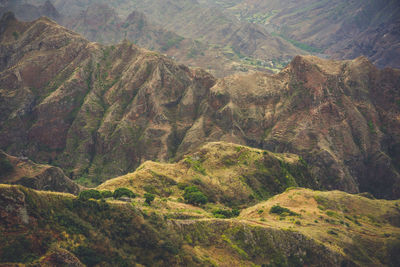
[113,187,136,199]
[78,189,102,201]
[368,120,376,134]
[0,156,13,176]
[212,208,240,218]
[74,246,105,266]
[0,185,399,266]
[186,47,203,59]
[313,195,332,210]
[75,175,97,187]
[242,11,278,24]
[184,156,206,175]
[183,186,208,205]
[144,193,155,205]
[12,31,19,40]
[100,190,113,198]
[327,229,338,236]
[161,36,184,51]
[271,32,323,53]
[221,234,248,259]
[270,205,298,216]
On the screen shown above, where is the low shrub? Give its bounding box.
[269,205,298,216]
[74,246,104,266]
[183,186,208,205]
[113,188,136,199]
[184,157,206,175]
[212,208,240,218]
[327,229,338,236]
[144,193,155,205]
[1,235,35,263]
[100,190,113,198]
[78,190,102,201]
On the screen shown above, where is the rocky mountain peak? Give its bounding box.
[41,0,60,20]
[126,10,147,24]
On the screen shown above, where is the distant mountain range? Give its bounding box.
[1,13,399,199]
[2,0,398,73]
[211,0,400,69]
[1,5,400,266]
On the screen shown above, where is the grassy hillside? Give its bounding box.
[1,184,399,266]
[241,188,400,266]
[97,142,318,207]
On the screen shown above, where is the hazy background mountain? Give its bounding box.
[0,0,308,77]
[207,0,400,69]
[3,0,398,73]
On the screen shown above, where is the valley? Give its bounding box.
[0,1,400,266]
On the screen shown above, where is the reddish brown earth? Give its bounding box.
[1,13,399,199]
[0,150,81,194]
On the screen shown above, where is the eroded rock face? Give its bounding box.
[1,14,400,198]
[0,14,215,184]
[0,185,29,226]
[0,0,61,22]
[0,150,81,194]
[189,55,400,198]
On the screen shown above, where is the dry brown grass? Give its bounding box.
[240,188,400,263]
[97,141,303,205]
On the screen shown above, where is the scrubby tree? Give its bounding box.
[144,193,155,205]
[100,190,113,198]
[183,186,208,205]
[269,204,298,216]
[113,187,135,199]
[212,208,240,219]
[78,189,102,201]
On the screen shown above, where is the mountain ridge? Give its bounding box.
[1,10,400,267]
[0,183,399,266]
[1,14,399,199]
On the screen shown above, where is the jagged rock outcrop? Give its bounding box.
[0,150,81,194]
[0,13,215,184]
[1,14,399,199]
[189,55,400,198]
[0,0,60,22]
[328,20,400,69]
[0,1,285,77]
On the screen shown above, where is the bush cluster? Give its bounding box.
[78,189,102,201]
[212,208,240,219]
[100,190,113,198]
[269,205,298,216]
[144,193,155,205]
[78,188,136,201]
[183,186,208,205]
[113,188,136,199]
